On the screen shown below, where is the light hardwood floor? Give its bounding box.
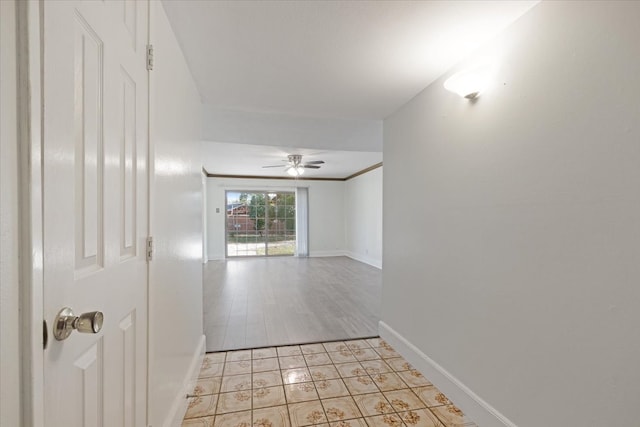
[204,256,381,352]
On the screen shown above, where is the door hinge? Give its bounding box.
[146,236,154,261]
[146,44,154,71]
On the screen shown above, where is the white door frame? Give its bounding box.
[16,1,45,425]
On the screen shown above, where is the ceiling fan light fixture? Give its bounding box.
[288,154,303,164]
[287,166,304,176]
[263,154,320,176]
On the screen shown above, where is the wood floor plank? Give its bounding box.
[203,256,382,352]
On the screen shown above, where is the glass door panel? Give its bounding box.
[266,193,296,256]
[226,191,295,257]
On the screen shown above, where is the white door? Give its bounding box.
[43,1,149,426]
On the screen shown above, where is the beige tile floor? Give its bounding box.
[183,338,477,427]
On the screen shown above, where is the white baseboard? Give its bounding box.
[164,334,206,427]
[345,251,382,269]
[309,250,347,257]
[207,255,225,261]
[379,322,516,427]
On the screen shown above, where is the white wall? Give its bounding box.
[382,2,640,426]
[345,167,383,268]
[206,170,383,266]
[207,177,345,259]
[0,1,20,425]
[149,2,204,426]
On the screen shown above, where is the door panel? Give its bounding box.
[73,340,104,427]
[120,67,137,260]
[43,1,148,426]
[74,10,104,275]
[118,310,136,427]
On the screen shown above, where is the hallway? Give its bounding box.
[4,2,639,426]
[204,257,382,352]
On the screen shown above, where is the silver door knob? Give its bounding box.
[53,307,104,341]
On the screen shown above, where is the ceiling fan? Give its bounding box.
[262,154,325,176]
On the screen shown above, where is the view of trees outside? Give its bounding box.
[226,191,296,256]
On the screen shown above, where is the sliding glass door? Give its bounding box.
[226,191,296,257]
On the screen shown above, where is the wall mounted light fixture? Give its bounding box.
[444,62,495,99]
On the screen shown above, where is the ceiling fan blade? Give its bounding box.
[305,160,325,164]
[303,165,321,169]
[262,165,285,168]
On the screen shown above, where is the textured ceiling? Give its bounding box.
[162,0,538,120]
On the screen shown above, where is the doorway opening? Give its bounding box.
[226,191,296,257]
